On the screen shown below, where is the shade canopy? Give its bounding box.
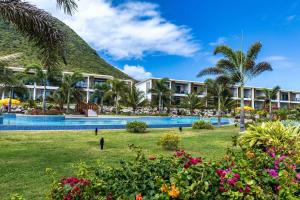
[0,98,21,106]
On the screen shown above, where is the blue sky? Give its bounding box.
[31,0,300,90]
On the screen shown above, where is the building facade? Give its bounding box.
[1,67,133,103]
[136,78,300,109]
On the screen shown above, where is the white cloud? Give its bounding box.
[209,37,227,46]
[286,15,297,21]
[122,64,152,80]
[28,0,199,59]
[264,55,295,69]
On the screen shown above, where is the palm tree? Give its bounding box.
[204,77,232,126]
[149,78,171,112]
[0,0,77,67]
[106,79,126,115]
[24,65,62,113]
[124,85,145,114]
[198,42,272,131]
[181,93,203,115]
[91,83,111,113]
[60,72,84,113]
[261,86,280,121]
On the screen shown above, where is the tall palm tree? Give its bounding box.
[24,65,62,113]
[261,86,280,121]
[124,85,145,114]
[0,0,77,67]
[106,79,126,115]
[91,83,111,113]
[61,72,84,113]
[198,42,272,131]
[205,77,232,126]
[149,78,171,112]
[181,93,203,115]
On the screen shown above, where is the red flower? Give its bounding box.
[189,157,202,165]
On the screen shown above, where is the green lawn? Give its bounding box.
[0,126,238,199]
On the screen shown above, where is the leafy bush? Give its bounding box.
[238,121,300,150]
[158,132,180,150]
[192,120,214,130]
[126,121,148,133]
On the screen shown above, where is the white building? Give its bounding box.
[1,67,133,103]
[136,78,300,109]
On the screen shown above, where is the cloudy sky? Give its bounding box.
[29,0,300,90]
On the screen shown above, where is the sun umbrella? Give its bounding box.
[235,106,254,111]
[0,98,21,106]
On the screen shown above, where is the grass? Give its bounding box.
[0,126,238,199]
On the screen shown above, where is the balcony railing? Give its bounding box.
[175,90,189,94]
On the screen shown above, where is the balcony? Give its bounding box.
[175,90,189,94]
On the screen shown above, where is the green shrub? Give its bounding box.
[192,120,214,130]
[158,132,180,150]
[126,121,148,133]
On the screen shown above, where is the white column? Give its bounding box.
[86,76,90,103]
[33,82,36,100]
[277,91,280,108]
[188,83,192,94]
[1,90,4,99]
[251,88,255,108]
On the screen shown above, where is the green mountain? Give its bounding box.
[0,19,132,80]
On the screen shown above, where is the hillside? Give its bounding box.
[0,19,132,80]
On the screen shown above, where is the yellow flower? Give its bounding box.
[160,184,168,193]
[168,184,180,198]
[246,151,255,159]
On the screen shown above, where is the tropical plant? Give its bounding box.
[90,82,110,113]
[0,0,77,67]
[204,77,232,126]
[158,132,180,150]
[192,120,214,130]
[106,79,126,114]
[126,121,148,133]
[259,86,280,121]
[149,78,172,112]
[124,85,145,114]
[198,42,273,131]
[180,93,204,115]
[24,65,62,113]
[60,72,84,113]
[238,121,300,150]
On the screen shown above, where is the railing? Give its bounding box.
[175,90,189,94]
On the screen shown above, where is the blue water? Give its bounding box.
[3,116,232,126]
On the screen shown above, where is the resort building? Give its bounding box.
[136,78,300,109]
[1,67,133,103]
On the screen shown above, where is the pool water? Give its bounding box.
[1,115,233,130]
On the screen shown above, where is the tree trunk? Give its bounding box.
[8,90,12,113]
[269,100,272,121]
[67,89,70,113]
[115,95,119,115]
[100,97,104,114]
[42,84,47,113]
[158,94,162,113]
[240,84,245,132]
[217,95,221,126]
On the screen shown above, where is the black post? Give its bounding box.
[95,128,98,135]
[100,137,104,150]
[179,126,183,132]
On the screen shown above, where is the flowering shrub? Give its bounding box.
[126,121,148,133]
[192,120,214,130]
[48,122,300,199]
[158,132,180,150]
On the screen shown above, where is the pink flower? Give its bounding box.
[238,188,244,193]
[227,177,238,186]
[244,186,251,193]
[296,174,300,180]
[279,155,285,161]
[189,157,202,165]
[276,185,282,190]
[267,169,278,177]
[184,163,191,169]
[233,173,240,179]
[175,150,185,157]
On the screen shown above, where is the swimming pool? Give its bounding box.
[0,114,233,130]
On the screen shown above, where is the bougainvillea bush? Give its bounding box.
[48,122,300,200]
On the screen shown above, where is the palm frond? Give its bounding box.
[56,0,78,15]
[0,0,65,68]
[214,45,237,62]
[251,62,273,77]
[197,67,225,77]
[246,42,262,60]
